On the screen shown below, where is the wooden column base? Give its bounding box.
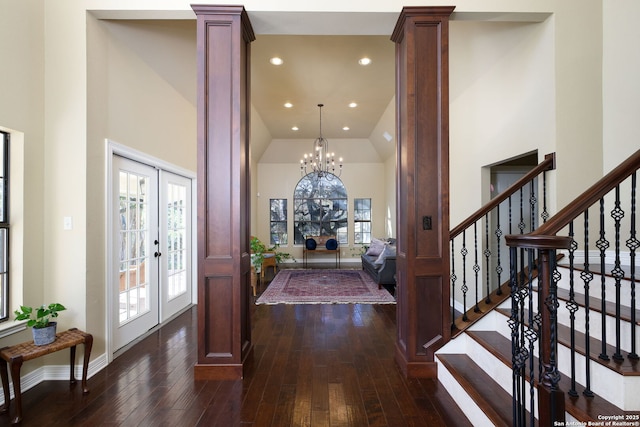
[395,345,438,378]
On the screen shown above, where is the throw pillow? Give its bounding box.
[365,238,385,256]
[305,238,317,250]
[374,244,396,265]
[325,238,338,250]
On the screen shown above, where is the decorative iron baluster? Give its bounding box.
[548,253,563,406]
[509,246,526,427]
[581,210,595,397]
[519,187,526,235]
[451,239,457,331]
[567,221,579,397]
[461,230,469,321]
[525,249,537,427]
[529,179,537,232]
[611,185,625,361]
[541,170,550,223]
[596,198,610,360]
[509,194,513,236]
[495,205,504,296]
[627,172,639,360]
[473,222,481,313]
[484,213,492,303]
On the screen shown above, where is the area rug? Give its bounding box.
[256,269,396,305]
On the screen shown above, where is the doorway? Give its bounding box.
[109,151,194,353]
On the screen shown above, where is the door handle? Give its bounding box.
[154,239,161,257]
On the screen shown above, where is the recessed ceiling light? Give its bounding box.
[270,57,283,65]
[343,126,350,131]
[358,57,371,66]
[284,102,293,108]
[291,126,299,131]
[348,102,357,108]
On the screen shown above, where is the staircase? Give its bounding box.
[437,264,639,426]
[441,150,640,425]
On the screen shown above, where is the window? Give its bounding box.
[270,199,288,245]
[354,198,371,244]
[0,131,9,322]
[293,173,348,245]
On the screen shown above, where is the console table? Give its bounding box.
[303,235,341,268]
[0,328,93,424]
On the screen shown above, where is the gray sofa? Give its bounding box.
[361,239,397,288]
[361,253,396,288]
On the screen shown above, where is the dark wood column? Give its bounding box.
[192,5,255,380]
[392,6,454,378]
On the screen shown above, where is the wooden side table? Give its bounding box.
[0,328,93,424]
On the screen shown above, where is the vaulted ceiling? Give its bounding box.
[251,35,395,140]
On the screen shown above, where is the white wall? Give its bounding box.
[602,0,640,171]
[0,0,45,354]
[449,19,556,226]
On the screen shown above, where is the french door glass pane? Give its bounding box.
[167,182,187,300]
[119,171,150,324]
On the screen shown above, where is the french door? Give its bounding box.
[111,155,192,351]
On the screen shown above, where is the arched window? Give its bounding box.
[293,173,347,245]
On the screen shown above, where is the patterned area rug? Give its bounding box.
[256,269,396,305]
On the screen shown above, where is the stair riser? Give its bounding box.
[556,273,636,306]
[513,292,639,355]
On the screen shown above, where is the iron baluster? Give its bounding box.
[509,246,527,427]
[484,213,492,304]
[582,210,595,397]
[473,222,481,313]
[567,221,579,397]
[526,249,536,427]
[541,170,550,223]
[628,172,639,359]
[596,198,610,360]
[529,179,537,232]
[519,187,526,235]
[461,230,469,321]
[495,205,504,296]
[611,185,625,361]
[451,239,457,331]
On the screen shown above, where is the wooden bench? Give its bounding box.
[0,328,93,424]
[303,235,341,268]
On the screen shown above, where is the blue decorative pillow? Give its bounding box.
[325,238,338,250]
[305,238,317,250]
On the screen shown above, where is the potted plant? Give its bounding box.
[250,236,295,270]
[14,303,67,346]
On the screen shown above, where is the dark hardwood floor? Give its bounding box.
[3,275,471,426]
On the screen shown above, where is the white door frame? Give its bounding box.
[105,139,197,362]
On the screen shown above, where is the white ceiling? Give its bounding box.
[251,34,396,140]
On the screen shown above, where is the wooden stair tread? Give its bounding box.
[466,330,636,422]
[437,353,520,427]
[497,308,640,375]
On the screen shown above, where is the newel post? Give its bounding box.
[506,235,571,426]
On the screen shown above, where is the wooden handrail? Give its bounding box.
[450,152,556,239]
[513,149,640,243]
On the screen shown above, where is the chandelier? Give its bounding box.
[300,104,343,177]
